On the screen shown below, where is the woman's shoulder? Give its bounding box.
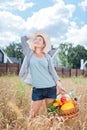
[45,53,52,61]
[45,53,51,58]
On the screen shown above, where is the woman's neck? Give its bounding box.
[34,48,43,54]
[34,48,44,58]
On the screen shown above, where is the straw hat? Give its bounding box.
[29,31,51,53]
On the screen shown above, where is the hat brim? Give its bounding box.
[29,31,51,53]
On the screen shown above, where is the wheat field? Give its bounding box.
[0,74,87,130]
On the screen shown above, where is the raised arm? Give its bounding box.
[21,36,32,56]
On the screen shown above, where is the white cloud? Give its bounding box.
[0,32,20,47]
[26,1,75,30]
[79,0,87,11]
[0,11,26,30]
[47,21,87,49]
[0,0,34,11]
[0,0,87,49]
[65,24,87,47]
[0,11,26,47]
[25,0,77,47]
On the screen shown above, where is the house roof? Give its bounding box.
[9,57,21,64]
[0,47,13,63]
[48,47,59,59]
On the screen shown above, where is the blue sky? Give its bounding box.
[0,0,87,49]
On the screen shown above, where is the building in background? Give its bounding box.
[0,47,21,64]
[0,47,12,63]
[80,59,87,70]
[48,46,61,67]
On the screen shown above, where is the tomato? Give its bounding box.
[60,95,67,104]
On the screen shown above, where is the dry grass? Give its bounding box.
[0,74,87,130]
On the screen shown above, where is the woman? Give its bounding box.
[19,31,66,120]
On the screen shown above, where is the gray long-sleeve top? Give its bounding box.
[19,36,60,86]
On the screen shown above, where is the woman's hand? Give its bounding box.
[56,80,66,94]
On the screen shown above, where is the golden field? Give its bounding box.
[0,75,87,130]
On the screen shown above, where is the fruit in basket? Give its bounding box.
[61,102,75,111]
[60,95,67,104]
[56,94,71,101]
[65,99,73,103]
[48,103,57,112]
[48,93,78,113]
[58,100,63,106]
[53,100,63,107]
[53,102,59,107]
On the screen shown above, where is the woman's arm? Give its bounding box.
[47,53,60,82]
[21,36,32,56]
[47,54,66,94]
[56,80,66,94]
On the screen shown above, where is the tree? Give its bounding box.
[57,43,87,69]
[4,42,24,62]
[68,45,87,68]
[57,43,73,68]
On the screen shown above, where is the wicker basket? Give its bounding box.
[48,93,79,121]
[57,101,79,121]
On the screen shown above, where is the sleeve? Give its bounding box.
[21,36,31,56]
[19,55,28,78]
[47,54,60,83]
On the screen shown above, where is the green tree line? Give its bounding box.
[4,42,87,69]
[4,42,24,63]
[58,43,87,69]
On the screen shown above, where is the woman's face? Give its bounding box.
[33,36,45,50]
